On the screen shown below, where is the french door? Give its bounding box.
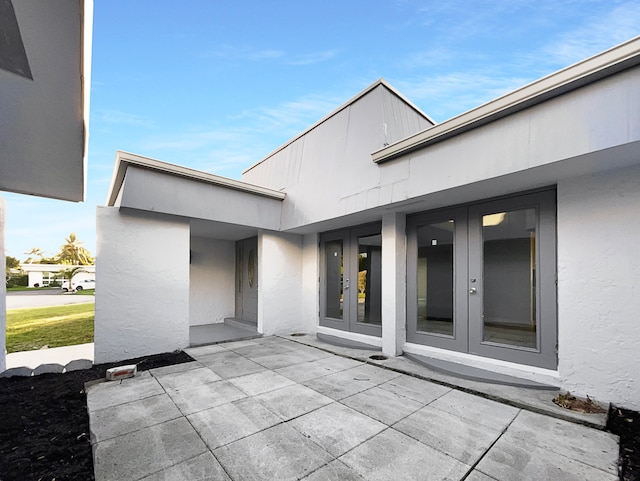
[407,190,557,369]
[320,224,382,337]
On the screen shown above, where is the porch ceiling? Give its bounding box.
[190,219,258,241]
[0,0,92,202]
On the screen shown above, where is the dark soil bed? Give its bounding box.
[608,406,640,481]
[0,351,193,481]
[0,351,638,481]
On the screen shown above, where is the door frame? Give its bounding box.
[319,223,382,337]
[406,189,557,369]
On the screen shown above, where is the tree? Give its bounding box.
[57,233,94,265]
[24,247,44,264]
[60,266,86,292]
[6,256,20,271]
[6,255,20,286]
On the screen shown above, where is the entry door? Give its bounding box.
[235,237,258,323]
[320,224,382,337]
[407,190,557,369]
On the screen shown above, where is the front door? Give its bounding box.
[235,237,258,323]
[320,224,382,337]
[407,190,557,369]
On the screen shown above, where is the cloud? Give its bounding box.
[395,71,531,122]
[540,1,640,65]
[248,49,286,60]
[95,110,153,127]
[287,49,339,66]
[134,89,347,177]
[201,45,337,66]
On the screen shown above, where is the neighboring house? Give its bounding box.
[0,1,92,371]
[97,36,640,411]
[21,264,95,288]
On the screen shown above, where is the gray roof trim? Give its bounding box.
[106,151,286,206]
[372,35,640,164]
[242,78,435,175]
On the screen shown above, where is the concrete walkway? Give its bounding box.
[86,336,619,481]
[5,342,94,370]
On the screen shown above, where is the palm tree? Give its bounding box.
[60,266,86,292]
[24,247,44,264]
[57,233,94,265]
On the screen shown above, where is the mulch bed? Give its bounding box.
[0,351,638,481]
[0,351,193,481]
[608,406,640,481]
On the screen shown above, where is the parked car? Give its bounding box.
[61,279,95,292]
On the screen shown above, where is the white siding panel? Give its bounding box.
[381,88,433,146]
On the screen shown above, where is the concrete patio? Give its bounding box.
[86,336,620,481]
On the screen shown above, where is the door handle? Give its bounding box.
[469,287,477,294]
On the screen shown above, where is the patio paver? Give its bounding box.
[87,335,621,481]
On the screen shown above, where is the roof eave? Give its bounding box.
[106,151,286,207]
[372,35,640,164]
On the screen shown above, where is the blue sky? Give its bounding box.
[4,0,640,260]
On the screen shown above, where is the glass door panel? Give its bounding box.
[407,208,467,351]
[324,239,344,320]
[468,190,557,369]
[356,234,382,326]
[481,208,537,348]
[416,221,454,336]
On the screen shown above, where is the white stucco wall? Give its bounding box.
[94,207,190,363]
[189,236,235,326]
[258,231,304,336]
[29,272,43,287]
[558,164,640,410]
[300,233,320,334]
[0,196,6,372]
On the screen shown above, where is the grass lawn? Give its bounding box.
[6,286,59,292]
[74,288,95,296]
[6,303,94,353]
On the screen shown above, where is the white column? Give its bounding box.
[94,207,190,363]
[0,196,6,372]
[259,230,305,336]
[381,212,406,356]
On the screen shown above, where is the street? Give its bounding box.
[6,290,95,309]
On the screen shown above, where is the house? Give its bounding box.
[0,0,92,371]
[97,36,640,411]
[21,264,96,288]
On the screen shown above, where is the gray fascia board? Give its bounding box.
[372,35,640,164]
[106,151,286,206]
[242,78,434,175]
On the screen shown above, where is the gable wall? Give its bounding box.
[242,85,432,230]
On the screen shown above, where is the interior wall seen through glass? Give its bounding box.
[416,220,455,336]
[325,240,343,319]
[357,234,382,325]
[482,208,537,348]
